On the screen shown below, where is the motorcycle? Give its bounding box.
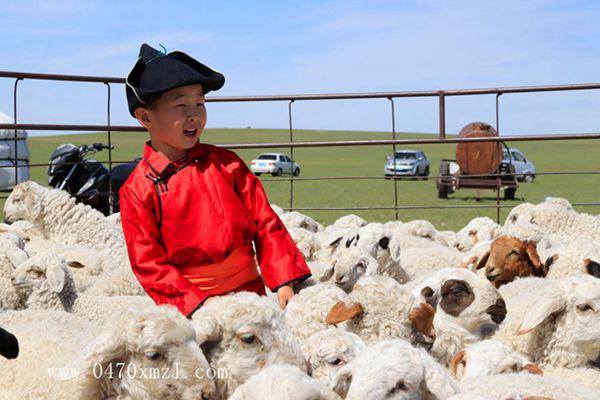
[48,142,139,216]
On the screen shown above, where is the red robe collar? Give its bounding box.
[142,140,208,176]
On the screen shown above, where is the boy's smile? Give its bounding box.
[134,83,207,161]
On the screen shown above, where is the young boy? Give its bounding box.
[120,44,311,318]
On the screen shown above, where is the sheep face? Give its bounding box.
[343,224,401,264]
[79,305,217,400]
[11,254,67,297]
[415,269,507,338]
[476,236,546,288]
[456,217,502,252]
[303,328,366,384]
[192,292,306,398]
[331,340,458,400]
[330,248,378,292]
[517,275,600,362]
[449,340,543,381]
[4,181,46,224]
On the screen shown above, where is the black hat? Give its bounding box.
[126,43,225,116]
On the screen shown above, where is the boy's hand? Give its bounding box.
[277,284,295,309]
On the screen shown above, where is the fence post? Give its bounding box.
[388,97,399,220]
[104,82,113,213]
[288,100,295,211]
[438,91,446,139]
[13,78,23,190]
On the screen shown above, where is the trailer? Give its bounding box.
[436,122,518,200]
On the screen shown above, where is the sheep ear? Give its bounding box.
[524,241,545,276]
[409,302,435,340]
[449,350,466,377]
[475,250,490,270]
[522,363,544,375]
[517,295,564,335]
[0,327,19,359]
[330,364,353,398]
[79,330,127,398]
[328,236,343,248]
[545,254,559,269]
[192,315,222,345]
[45,266,65,293]
[389,236,401,263]
[326,301,363,324]
[7,248,28,268]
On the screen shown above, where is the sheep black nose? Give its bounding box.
[486,298,507,324]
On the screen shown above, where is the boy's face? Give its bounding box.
[134,84,207,154]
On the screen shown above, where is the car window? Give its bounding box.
[258,154,277,160]
[395,152,417,160]
[285,155,292,162]
[279,155,286,162]
[511,151,526,162]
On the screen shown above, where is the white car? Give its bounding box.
[250,153,300,177]
[502,148,536,182]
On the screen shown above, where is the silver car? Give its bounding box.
[250,153,300,177]
[384,150,430,178]
[502,148,536,182]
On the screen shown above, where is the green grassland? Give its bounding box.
[8,128,600,231]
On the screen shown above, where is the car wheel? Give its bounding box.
[272,168,283,177]
[504,187,517,200]
[422,166,430,180]
[524,174,534,183]
[255,173,262,176]
[293,168,300,176]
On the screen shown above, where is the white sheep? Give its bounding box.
[280,211,324,233]
[388,219,450,248]
[408,268,507,366]
[329,246,408,291]
[288,226,323,261]
[324,275,435,346]
[10,252,153,321]
[330,339,459,400]
[399,243,465,281]
[456,217,505,252]
[332,214,367,229]
[191,291,307,398]
[229,364,342,400]
[494,275,600,368]
[449,339,543,381]
[302,328,366,385]
[504,197,600,242]
[285,283,348,340]
[0,305,218,400]
[459,372,598,400]
[536,235,600,279]
[4,181,125,253]
[335,222,407,283]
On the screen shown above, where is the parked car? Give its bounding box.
[502,148,536,182]
[384,150,430,179]
[250,153,300,177]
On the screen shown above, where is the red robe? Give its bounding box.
[119,141,311,317]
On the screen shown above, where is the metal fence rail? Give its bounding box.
[1,69,599,222]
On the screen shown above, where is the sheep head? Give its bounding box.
[476,236,546,288]
[330,340,458,400]
[78,305,217,400]
[302,328,366,384]
[515,275,600,364]
[413,268,507,341]
[449,340,543,381]
[330,248,378,292]
[4,181,47,224]
[191,292,306,398]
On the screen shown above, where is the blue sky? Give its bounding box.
[1,0,599,136]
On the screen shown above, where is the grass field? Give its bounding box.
[6,128,600,231]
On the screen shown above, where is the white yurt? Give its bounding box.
[0,111,30,190]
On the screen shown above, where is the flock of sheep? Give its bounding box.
[0,180,598,399]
